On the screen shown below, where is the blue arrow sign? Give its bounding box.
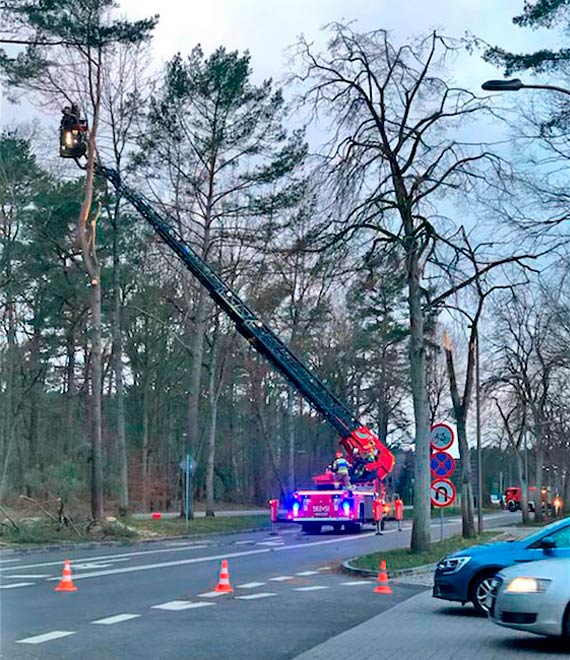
[430,451,456,478]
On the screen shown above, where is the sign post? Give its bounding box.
[430,425,457,543]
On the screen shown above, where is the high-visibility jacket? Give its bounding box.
[333,457,349,475]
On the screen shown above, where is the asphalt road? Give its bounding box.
[1,512,518,660]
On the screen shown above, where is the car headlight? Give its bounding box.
[505,577,551,594]
[437,556,471,574]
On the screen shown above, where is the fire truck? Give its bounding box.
[59,109,396,533]
[504,486,561,515]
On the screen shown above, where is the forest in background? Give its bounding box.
[2,1,570,548]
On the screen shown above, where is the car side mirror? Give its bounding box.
[539,537,556,551]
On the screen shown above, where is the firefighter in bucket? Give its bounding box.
[60,103,88,159]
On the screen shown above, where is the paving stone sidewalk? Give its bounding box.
[292,589,569,659]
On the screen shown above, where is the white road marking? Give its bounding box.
[5,574,50,579]
[235,540,255,545]
[319,566,332,571]
[197,591,227,598]
[293,586,330,592]
[152,600,214,611]
[0,558,21,564]
[17,631,75,644]
[92,614,141,625]
[1,545,209,573]
[0,582,34,589]
[269,576,293,582]
[340,581,373,586]
[235,592,276,600]
[257,541,284,546]
[237,582,265,589]
[296,570,319,576]
[73,562,116,570]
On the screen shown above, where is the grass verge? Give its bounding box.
[351,531,498,572]
[0,514,271,547]
[125,514,272,538]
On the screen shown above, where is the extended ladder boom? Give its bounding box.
[96,165,395,480]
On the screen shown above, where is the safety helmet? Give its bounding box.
[336,451,343,458]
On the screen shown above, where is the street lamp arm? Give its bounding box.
[482,78,570,97]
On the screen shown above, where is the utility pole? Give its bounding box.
[476,331,483,534]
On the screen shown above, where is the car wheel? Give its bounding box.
[470,571,496,617]
[507,500,517,512]
[563,604,570,639]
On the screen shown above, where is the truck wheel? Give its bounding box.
[345,522,362,534]
[332,524,342,533]
[507,500,517,512]
[302,523,321,535]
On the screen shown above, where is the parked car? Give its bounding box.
[433,516,570,615]
[488,558,570,637]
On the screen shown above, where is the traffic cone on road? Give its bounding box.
[55,559,78,592]
[373,559,393,595]
[214,559,233,593]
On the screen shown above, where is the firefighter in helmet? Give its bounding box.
[332,451,351,489]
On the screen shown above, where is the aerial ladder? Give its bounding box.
[59,109,396,531]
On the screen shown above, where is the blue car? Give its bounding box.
[433,516,570,615]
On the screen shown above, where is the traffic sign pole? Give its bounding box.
[185,453,190,531]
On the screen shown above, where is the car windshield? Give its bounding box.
[521,517,570,546]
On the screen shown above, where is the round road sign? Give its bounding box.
[430,451,456,479]
[430,478,456,508]
[430,423,454,452]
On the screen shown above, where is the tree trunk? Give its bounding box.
[90,277,104,521]
[205,335,221,517]
[142,397,150,512]
[112,203,129,514]
[514,449,530,524]
[287,385,296,491]
[456,418,476,538]
[407,248,431,552]
[534,440,544,522]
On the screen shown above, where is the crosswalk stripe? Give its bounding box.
[293,586,330,592]
[235,592,276,600]
[92,614,140,625]
[269,576,293,581]
[152,600,214,611]
[197,591,226,598]
[0,582,34,589]
[340,581,372,586]
[296,570,319,576]
[237,582,265,589]
[17,631,75,644]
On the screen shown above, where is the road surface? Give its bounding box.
[1,512,517,659]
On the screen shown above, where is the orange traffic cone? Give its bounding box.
[214,559,233,593]
[55,559,78,592]
[373,559,393,595]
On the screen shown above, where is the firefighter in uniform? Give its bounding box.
[373,495,384,535]
[394,494,404,531]
[332,451,351,489]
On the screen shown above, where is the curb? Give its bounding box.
[341,557,436,578]
[1,522,292,556]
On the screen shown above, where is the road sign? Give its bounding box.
[430,451,456,479]
[430,478,456,507]
[430,423,454,451]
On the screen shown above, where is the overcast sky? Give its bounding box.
[0,0,560,126]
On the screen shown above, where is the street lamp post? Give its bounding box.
[475,331,483,534]
[482,78,570,98]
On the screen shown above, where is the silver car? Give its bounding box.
[489,557,570,637]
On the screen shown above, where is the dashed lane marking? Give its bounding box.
[269,576,293,582]
[296,570,319,576]
[197,591,227,598]
[1,545,209,573]
[5,574,51,579]
[92,614,141,625]
[0,582,34,589]
[0,558,20,564]
[319,566,332,571]
[235,592,277,600]
[237,582,266,588]
[340,581,373,586]
[17,631,76,645]
[257,541,284,546]
[152,600,215,611]
[293,586,330,592]
[234,540,255,545]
